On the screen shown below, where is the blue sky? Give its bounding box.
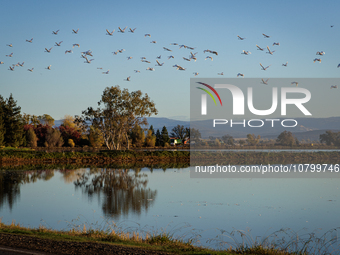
[1,0,339,120]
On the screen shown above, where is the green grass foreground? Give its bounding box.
[0,221,304,255]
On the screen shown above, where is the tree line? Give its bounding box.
[0,87,195,149]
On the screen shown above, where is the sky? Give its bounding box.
[1,0,340,121]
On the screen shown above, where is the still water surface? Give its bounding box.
[0,167,339,250]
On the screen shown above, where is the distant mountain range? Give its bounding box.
[54,116,340,141]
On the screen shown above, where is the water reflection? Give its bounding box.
[74,168,157,218]
[0,170,54,211]
[0,168,157,219]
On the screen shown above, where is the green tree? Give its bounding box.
[0,100,5,146]
[155,129,161,146]
[130,124,145,147]
[2,94,25,147]
[160,126,170,146]
[170,125,188,140]
[26,128,38,148]
[45,128,63,147]
[276,131,297,146]
[189,128,201,144]
[39,114,55,126]
[30,115,40,127]
[78,86,157,150]
[320,130,340,146]
[149,125,155,136]
[89,126,104,148]
[222,134,234,146]
[246,134,260,146]
[145,129,156,147]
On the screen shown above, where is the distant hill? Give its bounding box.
[190,117,340,140]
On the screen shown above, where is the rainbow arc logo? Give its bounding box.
[196,82,223,106]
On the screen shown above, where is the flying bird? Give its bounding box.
[84,57,94,63]
[144,34,151,37]
[168,55,174,59]
[146,67,155,71]
[237,35,245,40]
[26,38,33,43]
[260,63,271,70]
[282,62,288,67]
[241,50,251,55]
[55,41,63,46]
[291,82,298,86]
[8,66,15,71]
[183,57,191,61]
[126,76,131,81]
[313,58,321,63]
[7,43,13,47]
[218,72,224,75]
[18,62,24,67]
[97,67,103,69]
[52,30,59,35]
[193,72,199,76]
[81,50,93,56]
[266,46,275,55]
[118,26,127,33]
[156,60,164,66]
[163,47,172,51]
[273,42,280,46]
[127,56,133,60]
[173,65,185,70]
[72,29,79,34]
[72,44,80,48]
[0,61,3,64]
[316,51,325,55]
[106,29,114,35]
[256,44,264,51]
[170,43,178,45]
[6,53,13,57]
[262,33,270,38]
[65,50,72,54]
[141,60,150,63]
[337,63,340,68]
[156,55,161,59]
[27,67,34,72]
[45,47,53,53]
[102,69,109,74]
[237,73,244,77]
[46,65,51,70]
[150,41,157,43]
[205,56,213,61]
[331,85,338,89]
[129,28,136,33]
[134,70,140,73]
[261,78,269,85]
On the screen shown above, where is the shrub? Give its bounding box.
[68,139,75,148]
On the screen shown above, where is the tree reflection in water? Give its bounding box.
[0,170,54,211]
[74,168,157,219]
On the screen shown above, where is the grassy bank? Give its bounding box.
[0,221,316,255]
[0,149,190,164]
[1,148,340,166]
[191,151,340,165]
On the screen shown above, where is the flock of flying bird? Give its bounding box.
[1,27,339,89]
